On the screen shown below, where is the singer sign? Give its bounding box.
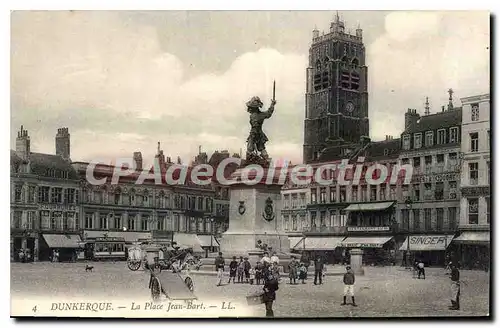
[399,235,454,251]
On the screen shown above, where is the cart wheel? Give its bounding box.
[127,260,141,271]
[184,277,194,292]
[150,277,162,302]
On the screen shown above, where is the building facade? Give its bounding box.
[281,185,311,250]
[11,126,81,262]
[397,94,462,266]
[455,94,490,269]
[303,15,369,163]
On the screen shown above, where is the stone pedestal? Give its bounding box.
[350,248,364,275]
[217,167,292,266]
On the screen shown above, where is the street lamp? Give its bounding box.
[405,198,413,269]
[210,218,215,250]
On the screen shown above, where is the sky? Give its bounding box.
[10,10,490,166]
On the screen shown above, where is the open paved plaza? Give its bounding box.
[11,262,490,318]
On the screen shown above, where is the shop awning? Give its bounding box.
[173,233,203,253]
[344,202,395,212]
[399,235,455,251]
[295,236,345,250]
[196,235,220,247]
[342,236,393,248]
[43,234,82,248]
[83,230,152,243]
[289,237,305,250]
[452,232,490,245]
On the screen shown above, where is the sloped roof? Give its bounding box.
[10,150,78,179]
[405,108,462,134]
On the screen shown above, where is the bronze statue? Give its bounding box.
[245,81,276,165]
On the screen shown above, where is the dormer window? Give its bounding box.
[425,131,434,147]
[449,127,459,143]
[437,129,446,144]
[414,133,422,149]
[383,148,389,156]
[402,135,410,150]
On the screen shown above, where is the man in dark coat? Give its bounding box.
[313,254,325,285]
[449,263,460,310]
[341,265,357,306]
[228,256,238,284]
[262,270,279,317]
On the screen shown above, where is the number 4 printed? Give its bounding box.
[32,305,37,313]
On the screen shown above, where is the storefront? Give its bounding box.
[453,231,490,270]
[341,236,395,266]
[41,234,82,262]
[399,235,455,267]
[293,236,345,264]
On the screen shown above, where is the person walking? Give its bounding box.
[298,262,307,284]
[313,254,325,285]
[288,256,298,285]
[449,263,460,310]
[214,252,225,286]
[341,265,357,307]
[417,260,425,279]
[228,256,238,284]
[262,269,279,317]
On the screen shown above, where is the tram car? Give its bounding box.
[84,237,126,261]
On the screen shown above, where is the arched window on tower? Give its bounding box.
[351,58,359,67]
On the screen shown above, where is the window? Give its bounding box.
[468,198,479,224]
[14,184,23,202]
[13,211,22,229]
[284,195,290,209]
[74,214,79,230]
[64,189,76,204]
[339,186,346,202]
[379,186,386,201]
[52,212,62,230]
[471,103,479,121]
[320,188,326,203]
[425,131,433,147]
[390,185,397,200]
[424,209,432,230]
[141,217,149,231]
[412,183,420,201]
[114,215,122,230]
[320,211,326,227]
[330,187,337,203]
[413,157,421,168]
[114,192,121,205]
[403,135,411,150]
[424,156,432,166]
[449,127,459,143]
[424,183,433,200]
[370,186,377,201]
[198,197,203,211]
[402,209,409,230]
[284,216,289,231]
[26,186,36,203]
[487,162,490,184]
[196,218,203,232]
[361,186,367,201]
[127,216,135,231]
[311,212,317,228]
[179,216,187,232]
[85,213,93,229]
[352,186,358,201]
[436,154,444,164]
[448,181,457,199]
[189,217,197,232]
[51,188,62,203]
[486,197,490,224]
[470,132,479,152]
[469,162,478,185]
[436,208,444,231]
[435,182,444,200]
[311,189,317,204]
[412,209,420,231]
[300,193,306,207]
[26,211,35,229]
[401,158,410,165]
[174,214,180,231]
[437,129,446,144]
[414,133,422,149]
[292,216,297,231]
[99,213,108,230]
[63,212,70,231]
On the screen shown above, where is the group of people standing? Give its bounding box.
[17,248,32,263]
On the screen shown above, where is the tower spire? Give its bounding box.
[424,97,430,115]
[157,141,160,154]
[447,88,454,110]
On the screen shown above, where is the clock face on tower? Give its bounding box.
[345,102,355,113]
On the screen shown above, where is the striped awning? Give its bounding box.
[344,202,395,212]
[399,235,454,251]
[43,234,82,248]
[289,237,305,250]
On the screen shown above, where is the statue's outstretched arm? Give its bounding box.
[264,100,277,119]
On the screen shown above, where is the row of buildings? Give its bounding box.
[11,126,232,261]
[286,15,490,268]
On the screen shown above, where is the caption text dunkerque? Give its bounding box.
[49,301,236,313]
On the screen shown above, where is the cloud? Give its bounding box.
[11,11,489,166]
[11,11,307,164]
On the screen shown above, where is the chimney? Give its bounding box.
[55,127,71,160]
[16,125,31,161]
[404,109,420,131]
[442,105,445,112]
[424,97,430,115]
[133,152,143,171]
